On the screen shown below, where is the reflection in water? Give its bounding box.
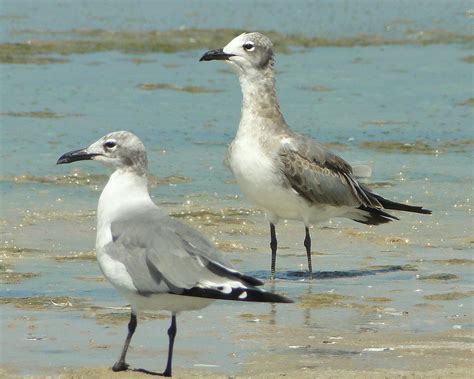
[302,285,313,327]
[247,264,416,282]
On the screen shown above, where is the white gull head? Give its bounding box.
[57,131,148,175]
[200,32,274,77]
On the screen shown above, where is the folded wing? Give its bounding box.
[105,209,292,303]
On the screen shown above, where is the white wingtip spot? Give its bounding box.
[238,291,247,299]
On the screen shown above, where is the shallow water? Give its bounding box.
[1,1,473,377]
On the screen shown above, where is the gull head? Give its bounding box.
[200,32,274,75]
[57,131,148,174]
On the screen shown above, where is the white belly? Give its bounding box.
[228,138,355,225]
[123,292,214,313]
[96,249,214,313]
[229,138,305,222]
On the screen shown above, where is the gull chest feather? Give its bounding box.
[95,170,152,293]
[228,134,305,221]
[228,135,276,195]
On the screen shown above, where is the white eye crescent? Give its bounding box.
[104,140,117,149]
[243,42,255,51]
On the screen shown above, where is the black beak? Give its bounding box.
[199,48,235,62]
[56,148,100,164]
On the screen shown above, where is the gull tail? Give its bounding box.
[351,206,399,225]
[351,185,432,225]
[369,193,432,215]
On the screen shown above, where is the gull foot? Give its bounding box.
[112,361,129,372]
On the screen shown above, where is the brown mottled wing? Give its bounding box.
[278,134,381,208]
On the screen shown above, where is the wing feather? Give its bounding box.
[104,210,292,302]
[279,134,381,208]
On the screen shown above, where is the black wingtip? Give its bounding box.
[418,208,432,215]
[181,287,293,304]
[360,185,432,216]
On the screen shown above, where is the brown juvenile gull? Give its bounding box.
[57,131,292,377]
[200,32,431,280]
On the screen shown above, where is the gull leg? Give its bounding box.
[112,312,137,372]
[162,314,177,377]
[304,227,313,279]
[270,223,278,280]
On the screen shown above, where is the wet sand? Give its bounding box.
[1,323,472,378]
[1,203,472,378]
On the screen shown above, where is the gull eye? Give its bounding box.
[104,140,116,149]
[243,42,255,51]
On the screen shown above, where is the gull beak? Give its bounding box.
[199,48,235,62]
[57,148,100,164]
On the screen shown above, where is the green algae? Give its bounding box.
[414,303,443,310]
[0,296,89,310]
[88,310,168,325]
[439,139,474,153]
[461,55,474,63]
[0,271,39,284]
[137,83,222,93]
[214,240,249,252]
[364,297,392,303]
[365,181,394,189]
[23,209,95,223]
[298,293,353,308]
[150,175,193,186]
[360,139,474,154]
[362,120,409,126]
[0,173,107,186]
[360,141,438,154]
[423,291,474,301]
[0,246,46,258]
[0,55,68,64]
[418,273,459,281]
[0,110,80,118]
[458,98,474,107]
[3,28,473,65]
[300,84,334,92]
[52,250,96,263]
[0,173,191,187]
[0,14,29,21]
[432,259,474,266]
[0,262,39,284]
[238,312,274,321]
[170,207,257,226]
[128,57,157,64]
[368,264,417,272]
[74,275,106,283]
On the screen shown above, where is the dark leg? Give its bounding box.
[162,314,177,377]
[270,223,278,280]
[304,227,313,279]
[112,312,137,372]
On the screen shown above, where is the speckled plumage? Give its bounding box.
[201,32,431,278]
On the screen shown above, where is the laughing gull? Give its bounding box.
[200,32,431,280]
[57,131,292,376]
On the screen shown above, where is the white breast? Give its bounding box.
[228,135,307,223]
[96,251,137,293]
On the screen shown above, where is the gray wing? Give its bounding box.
[105,209,291,303]
[278,133,381,208]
